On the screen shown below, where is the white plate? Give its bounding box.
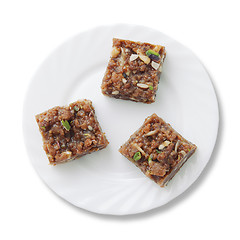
[23,24,219,215]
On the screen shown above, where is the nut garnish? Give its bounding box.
[122,78,127,84]
[133,152,141,161]
[161,55,165,63]
[129,54,139,62]
[112,90,119,95]
[83,133,91,137]
[139,55,151,64]
[144,129,159,137]
[179,150,187,156]
[73,106,79,111]
[153,45,161,53]
[148,155,153,163]
[61,120,71,131]
[132,143,145,155]
[151,61,160,70]
[146,49,160,57]
[111,47,120,58]
[125,70,130,76]
[137,83,149,89]
[158,140,171,150]
[119,47,126,65]
[88,126,93,131]
[175,140,180,152]
[146,49,160,61]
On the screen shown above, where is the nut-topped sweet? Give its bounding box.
[101,38,166,103]
[35,100,109,165]
[119,114,197,187]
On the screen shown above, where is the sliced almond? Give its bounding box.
[174,140,180,152]
[158,140,171,150]
[151,61,160,70]
[118,47,126,67]
[153,45,161,53]
[112,90,119,95]
[88,126,93,131]
[129,54,138,62]
[139,55,150,64]
[132,143,145,155]
[144,129,159,137]
[122,78,127,84]
[137,83,149,89]
[161,55,165,63]
[179,150,187,156]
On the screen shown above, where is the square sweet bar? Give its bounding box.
[101,38,166,104]
[119,114,197,187]
[35,100,109,165]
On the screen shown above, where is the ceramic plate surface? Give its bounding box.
[23,24,219,215]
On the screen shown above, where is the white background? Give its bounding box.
[0,0,239,239]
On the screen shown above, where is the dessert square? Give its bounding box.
[35,100,109,165]
[101,38,166,104]
[119,114,197,187]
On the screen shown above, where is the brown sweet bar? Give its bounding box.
[35,100,109,165]
[119,114,197,187]
[101,38,166,103]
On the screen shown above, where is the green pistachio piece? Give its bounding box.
[133,152,141,161]
[74,106,79,111]
[61,120,71,131]
[146,49,160,57]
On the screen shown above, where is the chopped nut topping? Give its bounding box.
[137,83,149,89]
[179,150,187,156]
[111,46,120,58]
[158,140,171,150]
[125,70,130,76]
[119,48,127,67]
[148,155,153,163]
[83,133,91,137]
[161,55,165,63]
[73,106,79,111]
[122,78,127,84]
[133,152,141,161]
[129,54,139,62]
[144,129,159,137]
[139,55,151,64]
[146,49,160,57]
[88,126,93,131]
[153,45,161,53]
[61,120,71,131]
[151,61,160,70]
[112,90,119,95]
[132,143,145,155]
[175,140,180,152]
